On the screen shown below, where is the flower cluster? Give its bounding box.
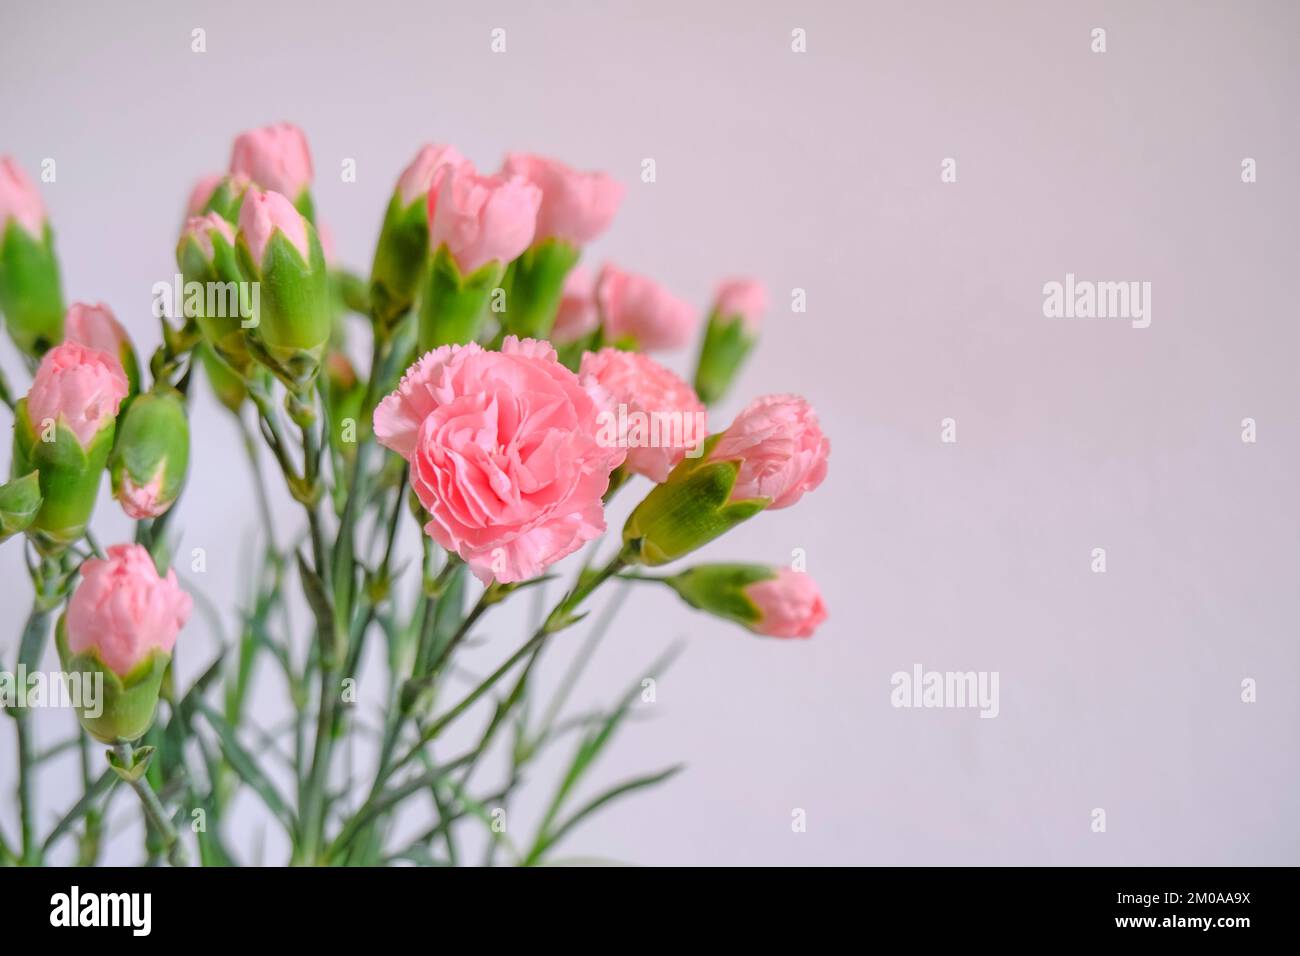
[0,120,830,868]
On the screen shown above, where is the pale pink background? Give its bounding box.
[2,0,1297,865]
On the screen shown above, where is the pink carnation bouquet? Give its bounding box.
[0,125,828,867]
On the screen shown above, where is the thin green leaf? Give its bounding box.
[196,700,296,834]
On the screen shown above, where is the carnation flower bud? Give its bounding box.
[707,394,829,509]
[57,544,191,743]
[230,122,314,218]
[64,301,141,396]
[0,471,41,543]
[418,165,542,350]
[0,156,64,357]
[177,212,250,370]
[596,264,697,352]
[12,342,128,552]
[370,144,465,330]
[109,388,190,520]
[664,564,826,638]
[192,173,251,225]
[693,278,766,405]
[495,153,622,340]
[236,189,331,390]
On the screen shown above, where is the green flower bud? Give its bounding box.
[56,617,170,744]
[236,189,331,391]
[0,470,42,543]
[370,189,430,331]
[661,563,775,627]
[0,205,64,357]
[109,388,189,520]
[621,436,767,566]
[198,173,252,226]
[498,238,580,340]
[692,281,765,405]
[178,212,251,371]
[418,246,503,351]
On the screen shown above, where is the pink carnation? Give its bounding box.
[712,278,767,334]
[65,544,192,677]
[501,153,623,246]
[179,212,236,260]
[238,189,310,264]
[26,341,129,447]
[580,348,706,482]
[185,174,223,216]
[550,266,599,344]
[0,156,46,238]
[229,122,313,198]
[373,337,625,583]
[64,302,131,361]
[746,569,827,638]
[709,394,829,509]
[596,264,697,351]
[396,143,467,206]
[428,164,541,275]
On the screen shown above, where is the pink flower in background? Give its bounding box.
[712,278,767,334]
[581,348,706,482]
[179,212,236,259]
[65,543,192,677]
[501,153,623,246]
[239,188,310,263]
[64,302,131,359]
[550,266,599,344]
[709,394,829,509]
[746,569,827,638]
[26,341,129,447]
[0,156,46,237]
[185,174,223,216]
[230,122,313,198]
[396,143,467,206]
[373,337,624,583]
[596,264,697,351]
[428,164,541,275]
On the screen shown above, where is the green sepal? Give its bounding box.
[178,225,252,371]
[663,563,775,627]
[200,176,250,226]
[417,246,503,351]
[107,745,156,783]
[108,388,189,513]
[498,238,579,340]
[195,341,247,413]
[622,436,769,566]
[237,225,331,391]
[693,310,756,405]
[56,617,170,744]
[0,470,42,542]
[0,220,64,357]
[13,398,114,553]
[369,190,429,331]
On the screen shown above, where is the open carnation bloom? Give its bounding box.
[374,337,625,583]
[710,394,830,509]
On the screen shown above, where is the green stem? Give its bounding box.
[112,742,187,866]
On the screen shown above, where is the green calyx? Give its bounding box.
[238,224,331,391]
[178,223,252,371]
[56,616,170,744]
[663,563,776,627]
[0,219,64,357]
[693,310,756,406]
[417,246,504,352]
[108,388,189,515]
[12,398,115,554]
[498,238,579,340]
[200,176,251,226]
[0,470,42,542]
[369,189,430,331]
[622,436,769,566]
